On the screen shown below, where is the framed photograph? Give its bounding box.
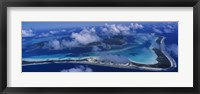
[0,0,200,94]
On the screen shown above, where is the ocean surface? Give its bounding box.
[22,22,178,72]
[22,62,177,72]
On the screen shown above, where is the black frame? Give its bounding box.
[0,0,200,94]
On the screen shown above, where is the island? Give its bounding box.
[22,36,176,71]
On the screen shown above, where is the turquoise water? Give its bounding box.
[127,48,157,64]
[23,40,158,64]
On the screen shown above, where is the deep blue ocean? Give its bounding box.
[22,63,177,72]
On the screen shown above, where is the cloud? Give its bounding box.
[71,28,101,45]
[39,23,147,50]
[22,29,35,37]
[38,33,50,37]
[109,24,121,34]
[130,23,144,29]
[167,25,174,29]
[45,27,102,50]
[152,24,177,34]
[48,39,62,50]
[42,27,103,50]
[164,29,173,33]
[153,26,162,34]
[101,23,143,35]
[163,24,176,33]
[38,29,74,38]
[61,39,79,48]
[60,65,93,72]
[166,44,178,57]
[101,27,108,32]
[49,30,59,34]
[154,28,162,33]
[45,39,80,50]
[61,29,66,32]
[134,33,155,44]
[116,25,130,31]
[39,23,159,50]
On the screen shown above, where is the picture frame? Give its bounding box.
[0,0,200,94]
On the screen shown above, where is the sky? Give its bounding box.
[22,22,138,30]
[22,21,178,30]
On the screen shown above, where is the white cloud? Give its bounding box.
[38,33,50,37]
[134,33,155,44]
[109,24,121,34]
[43,27,103,49]
[154,29,162,33]
[48,39,62,50]
[22,29,35,37]
[102,24,121,35]
[102,23,143,35]
[101,27,108,32]
[38,29,72,38]
[164,29,173,33]
[71,28,101,45]
[153,26,162,34]
[61,29,66,32]
[49,30,59,34]
[89,27,96,33]
[60,65,93,72]
[152,24,176,34]
[117,25,130,31]
[45,39,80,50]
[162,24,176,33]
[130,23,143,29]
[61,39,79,48]
[167,25,174,29]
